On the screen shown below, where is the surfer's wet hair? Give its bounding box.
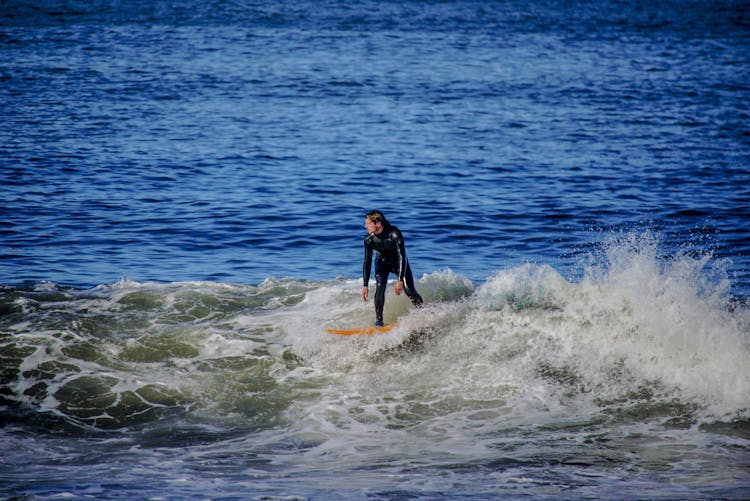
[365,210,387,225]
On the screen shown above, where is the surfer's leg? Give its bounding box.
[374,263,389,326]
[402,263,423,307]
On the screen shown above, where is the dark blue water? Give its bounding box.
[3,0,750,292]
[2,1,750,499]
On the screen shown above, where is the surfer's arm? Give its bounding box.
[363,241,373,287]
[362,242,373,302]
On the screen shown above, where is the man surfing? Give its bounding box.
[362,210,423,326]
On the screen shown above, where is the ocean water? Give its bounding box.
[2,0,750,499]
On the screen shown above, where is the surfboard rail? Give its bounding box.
[325,324,397,336]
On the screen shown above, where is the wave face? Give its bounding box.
[2,238,748,499]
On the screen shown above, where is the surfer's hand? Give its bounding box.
[362,286,369,302]
[394,280,404,296]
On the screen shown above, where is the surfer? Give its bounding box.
[362,210,423,326]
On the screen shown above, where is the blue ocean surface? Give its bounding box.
[2,1,750,499]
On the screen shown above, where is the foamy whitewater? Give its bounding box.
[2,237,749,499]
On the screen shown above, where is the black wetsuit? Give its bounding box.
[363,224,423,325]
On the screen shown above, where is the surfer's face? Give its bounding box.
[365,218,382,235]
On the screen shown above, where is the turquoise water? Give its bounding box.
[2,1,749,498]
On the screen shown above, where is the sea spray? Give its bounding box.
[573,233,749,419]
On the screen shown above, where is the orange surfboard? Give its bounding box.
[325,324,398,336]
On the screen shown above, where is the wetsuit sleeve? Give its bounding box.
[363,239,373,286]
[394,229,407,282]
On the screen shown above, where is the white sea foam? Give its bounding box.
[4,236,747,440]
[270,237,750,438]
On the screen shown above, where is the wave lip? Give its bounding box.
[468,234,749,423]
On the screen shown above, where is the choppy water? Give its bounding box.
[2,0,750,499]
